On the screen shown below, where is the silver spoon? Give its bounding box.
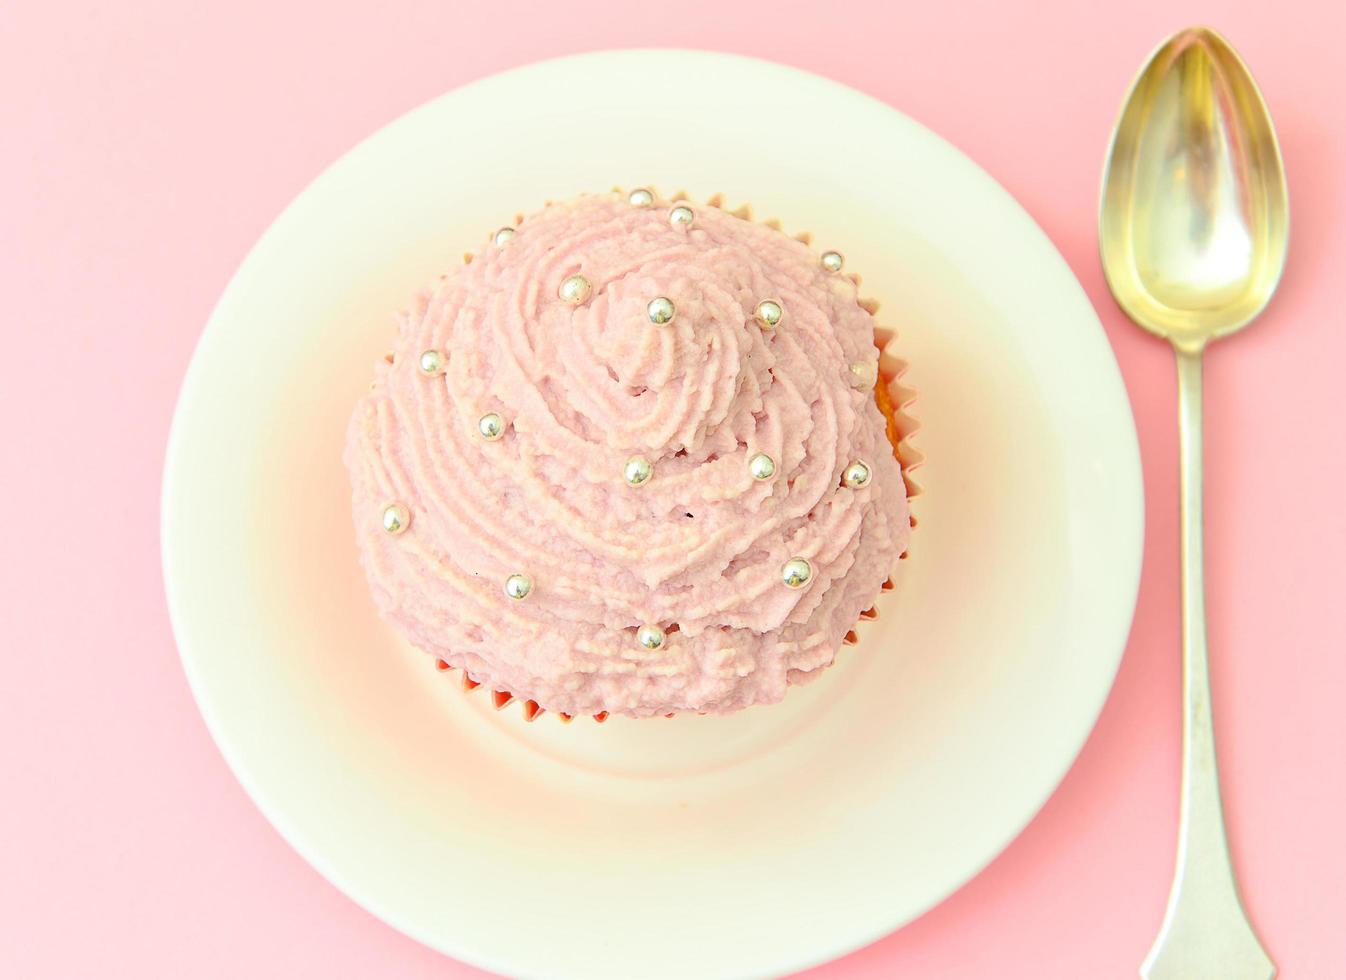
[1100,26,1287,980]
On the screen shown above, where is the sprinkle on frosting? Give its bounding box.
[346,192,909,717]
[849,359,878,389]
[381,503,410,535]
[503,573,532,600]
[646,296,676,325]
[623,455,654,488]
[558,274,592,305]
[477,412,505,441]
[668,205,694,228]
[636,624,666,650]
[842,459,872,489]
[748,452,777,481]
[781,557,813,589]
[417,349,445,376]
[753,299,783,329]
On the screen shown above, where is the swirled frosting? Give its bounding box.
[345,193,910,717]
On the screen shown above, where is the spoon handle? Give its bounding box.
[1141,350,1274,980]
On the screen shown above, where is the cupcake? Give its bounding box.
[345,190,918,721]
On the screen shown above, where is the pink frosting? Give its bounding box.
[345,193,909,717]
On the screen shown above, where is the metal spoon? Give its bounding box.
[1100,26,1286,980]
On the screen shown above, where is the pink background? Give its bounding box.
[3,1,1344,977]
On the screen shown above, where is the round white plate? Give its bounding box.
[163,50,1142,980]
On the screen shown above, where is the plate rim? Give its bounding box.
[162,47,1144,979]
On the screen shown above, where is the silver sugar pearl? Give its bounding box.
[748,452,776,481]
[558,274,592,305]
[821,250,845,273]
[636,624,666,650]
[842,459,872,489]
[754,299,783,328]
[417,349,445,376]
[623,455,653,487]
[381,503,410,535]
[849,360,878,389]
[503,573,532,600]
[628,188,654,207]
[781,557,813,589]
[478,412,505,441]
[493,226,516,247]
[668,205,695,228]
[647,296,676,325]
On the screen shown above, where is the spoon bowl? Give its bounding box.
[1100,26,1288,352]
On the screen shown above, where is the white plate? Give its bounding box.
[163,50,1142,980]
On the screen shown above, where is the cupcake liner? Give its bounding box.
[426,188,921,723]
